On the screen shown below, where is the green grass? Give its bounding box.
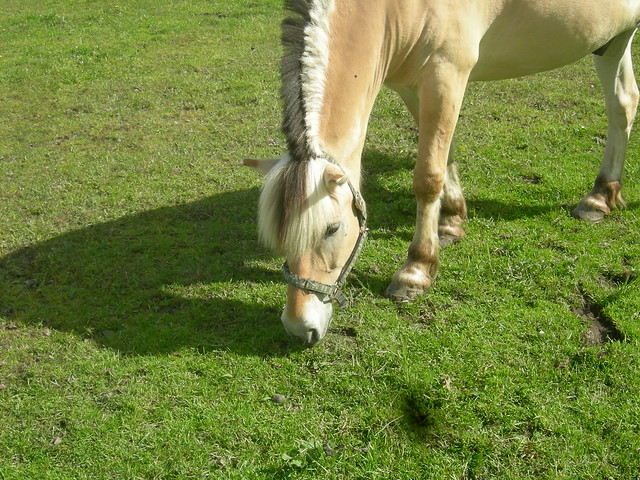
[1,1,639,478]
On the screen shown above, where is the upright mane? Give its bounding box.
[257,0,336,259]
[281,0,333,160]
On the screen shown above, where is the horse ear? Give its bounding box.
[242,158,281,175]
[323,163,348,193]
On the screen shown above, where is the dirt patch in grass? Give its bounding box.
[573,295,627,347]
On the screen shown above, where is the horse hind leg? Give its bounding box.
[572,29,639,222]
[439,147,467,246]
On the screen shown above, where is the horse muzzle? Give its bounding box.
[281,292,333,345]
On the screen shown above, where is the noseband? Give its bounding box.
[282,159,368,309]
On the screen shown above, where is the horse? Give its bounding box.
[244,0,640,345]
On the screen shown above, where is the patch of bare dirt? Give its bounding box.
[573,295,626,347]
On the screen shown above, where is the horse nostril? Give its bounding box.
[308,328,321,345]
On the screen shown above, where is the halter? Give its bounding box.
[282,158,368,309]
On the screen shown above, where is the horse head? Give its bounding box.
[244,156,365,345]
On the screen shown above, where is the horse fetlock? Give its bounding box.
[602,181,626,209]
[384,264,434,303]
[572,181,625,222]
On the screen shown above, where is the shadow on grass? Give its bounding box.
[465,199,557,221]
[362,149,640,225]
[0,187,308,357]
[2,152,634,357]
[355,149,639,296]
[361,149,564,232]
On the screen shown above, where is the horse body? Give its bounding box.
[246,0,640,345]
[471,1,639,80]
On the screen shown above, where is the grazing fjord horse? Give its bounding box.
[244,0,640,345]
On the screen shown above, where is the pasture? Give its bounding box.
[1,0,639,478]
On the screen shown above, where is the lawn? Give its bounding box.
[1,1,639,478]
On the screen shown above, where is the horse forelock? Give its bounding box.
[259,158,336,260]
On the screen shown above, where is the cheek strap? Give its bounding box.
[282,168,367,309]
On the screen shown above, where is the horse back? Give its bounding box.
[380,0,640,84]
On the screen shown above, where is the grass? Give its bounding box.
[1,1,639,478]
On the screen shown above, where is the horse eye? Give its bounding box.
[325,222,341,238]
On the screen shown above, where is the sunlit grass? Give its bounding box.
[1,1,639,478]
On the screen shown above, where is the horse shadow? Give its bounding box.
[361,149,560,234]
[355,148,639,294]
[0,187,306,357]
[2,156,633,357]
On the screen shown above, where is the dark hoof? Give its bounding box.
[384,278,431,304]
[571,204,606,223]
[439,233,463,248]
[384,286,421,303]
[438,223,464,248]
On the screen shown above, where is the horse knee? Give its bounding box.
[414,172,445,204]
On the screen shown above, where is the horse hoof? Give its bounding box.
[439,232,463,248]
[438,223,464,248]
[384,278,431,303]
[385,264,433,303]
[571,204,607,223]
[384,285,421,303]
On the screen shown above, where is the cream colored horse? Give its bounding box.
[245,0,640,345]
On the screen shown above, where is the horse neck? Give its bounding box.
[316,2,389,187]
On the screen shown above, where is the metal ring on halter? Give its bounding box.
[281,156,367,309]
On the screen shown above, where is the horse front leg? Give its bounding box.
[397,90,467,248]
[573,29,639,222]
[386,63,470,302]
